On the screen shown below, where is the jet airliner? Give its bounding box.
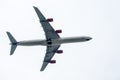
[7,6,92,71]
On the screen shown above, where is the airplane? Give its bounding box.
[6,6,92,71]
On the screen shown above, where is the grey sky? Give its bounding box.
[0,0,120,80]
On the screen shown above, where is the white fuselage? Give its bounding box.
[17,36,92,46]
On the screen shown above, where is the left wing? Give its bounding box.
[33,6,60,40]
[40,45,60,71]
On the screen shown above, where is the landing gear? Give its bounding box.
[47,38,52,46]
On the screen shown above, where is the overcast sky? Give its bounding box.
[0,0,120,80]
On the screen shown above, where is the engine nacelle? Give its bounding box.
[50,60,56,64]
[56,50,63,54]
[55,30,62,33]
[46,18,53,22]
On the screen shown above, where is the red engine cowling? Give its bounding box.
[47,18,53,22]
[50,60,56,64]
[56,50,63,54]
[55,30,62,33]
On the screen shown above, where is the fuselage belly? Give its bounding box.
[17,36,92,46]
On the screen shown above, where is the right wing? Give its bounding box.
[40,45,60,71]
[33,6,60,40]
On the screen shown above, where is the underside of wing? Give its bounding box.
[40,45,60,71]
[40,62,49,71]
[33,6,61,71]
[33,6,60,40]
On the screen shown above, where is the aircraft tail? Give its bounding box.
[6,32,17,55]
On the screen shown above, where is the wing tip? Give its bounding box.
[33,6,37,9]
[33,6,35,7]
[40,70,43,72]
[40,68,45,72]
[40,67,45,72]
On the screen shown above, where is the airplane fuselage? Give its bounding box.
[16,36,92,46]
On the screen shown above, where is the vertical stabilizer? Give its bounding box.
[6,32,17,55]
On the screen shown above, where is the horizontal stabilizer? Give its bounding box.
[6,32,17,55]
[10,45,17,55]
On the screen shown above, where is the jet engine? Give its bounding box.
[46,18,53,22]
[56,50,63,54]
[55,30,62,33]
[50,60,56,64]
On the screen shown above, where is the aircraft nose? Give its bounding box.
[89,37,92,40]
[86,37,92,41]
